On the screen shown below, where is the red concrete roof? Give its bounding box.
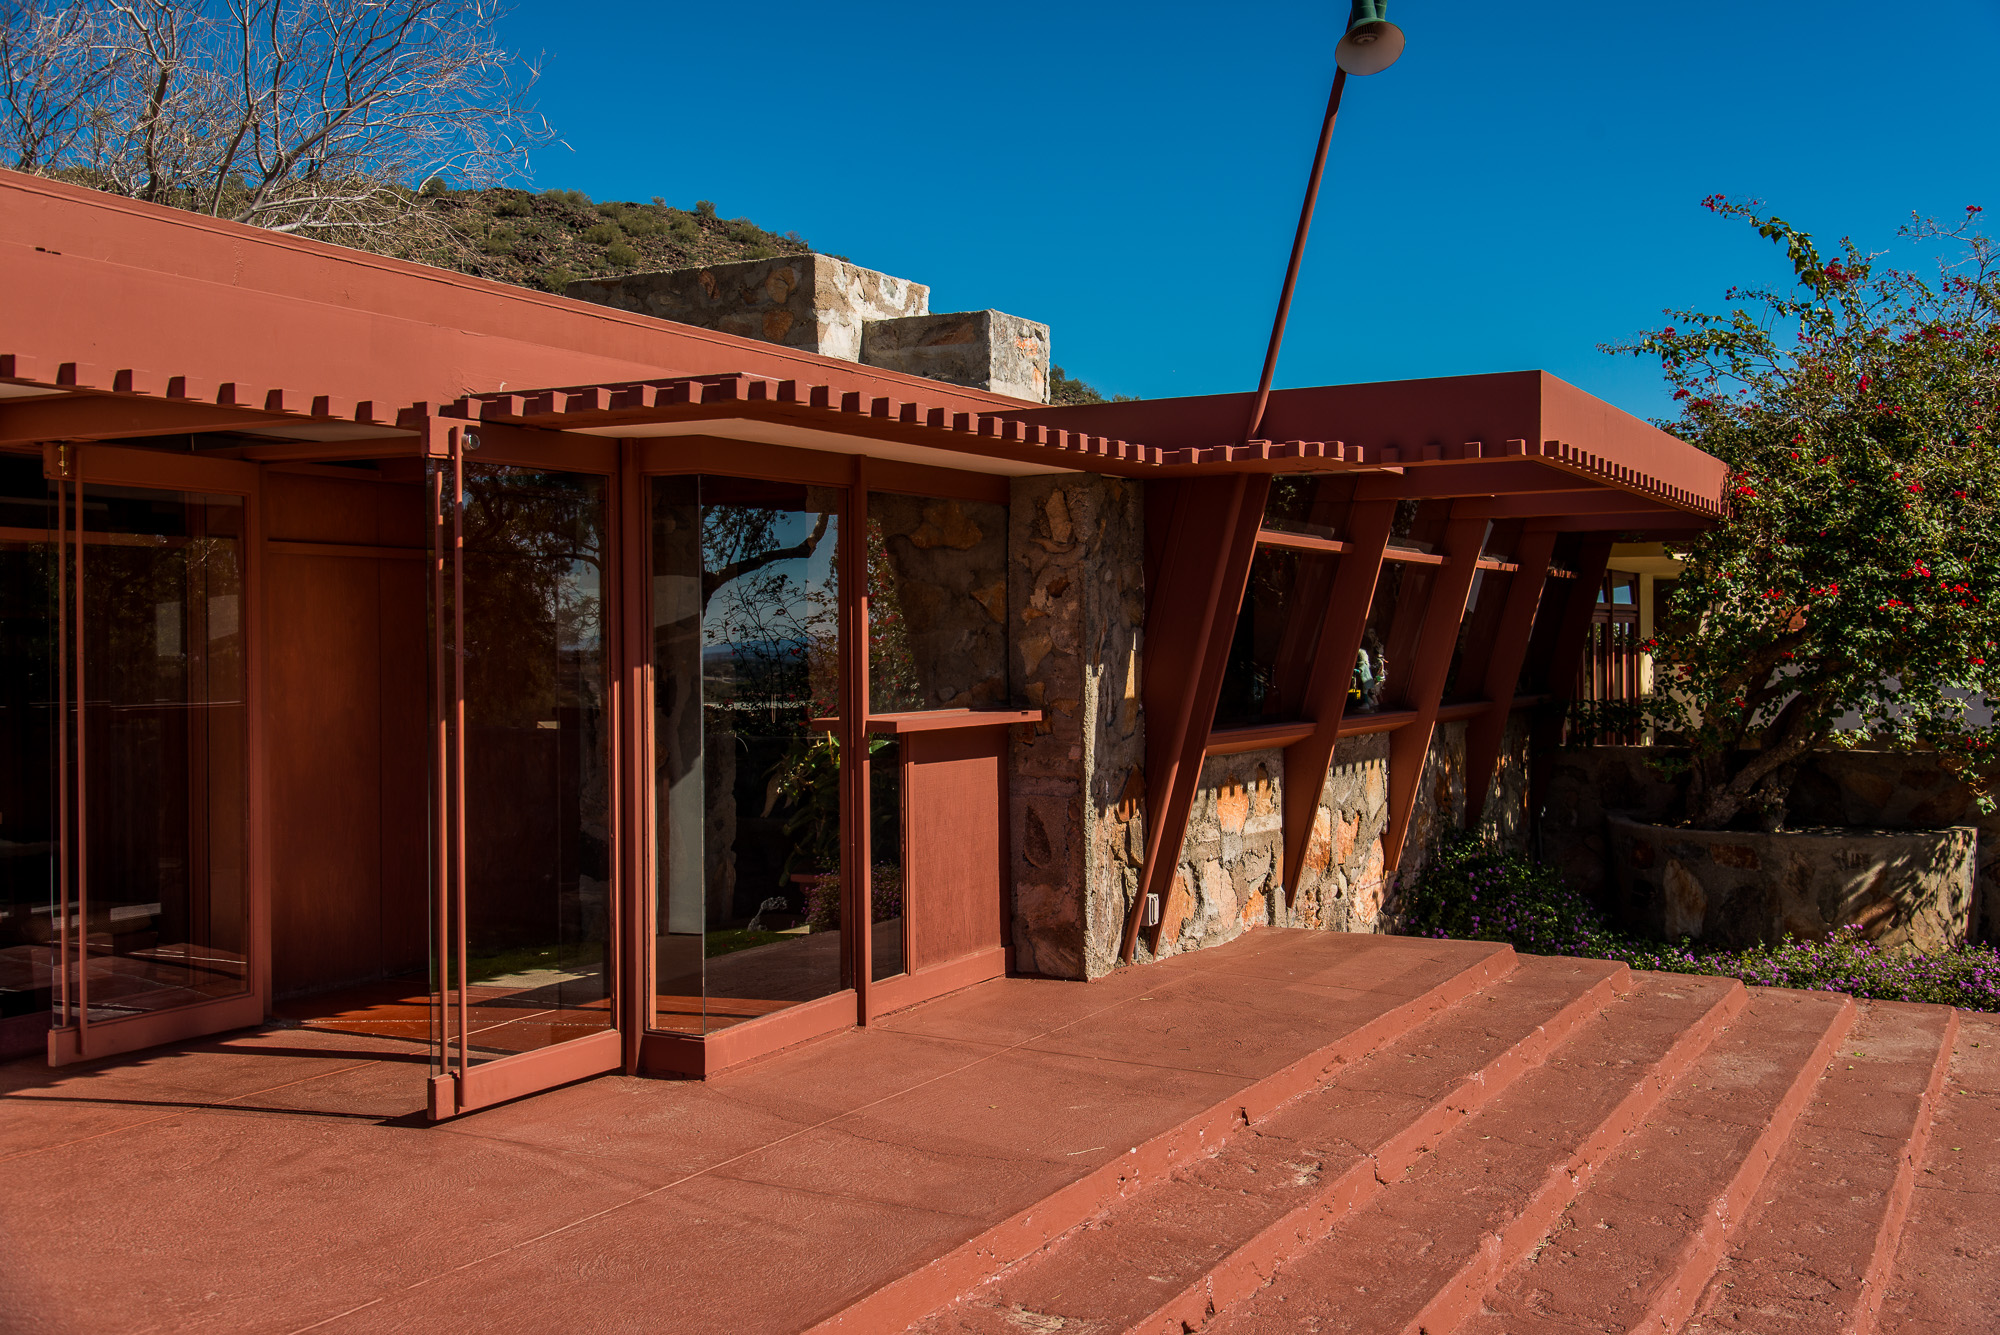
[0,167,1726,515]
[0,167,1028,419]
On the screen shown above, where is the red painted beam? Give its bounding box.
[1461,530,1557,832]
[0,392,304,444]
[1382,510,1489,874]
[1122,474,1271,962]
[1458,492,1686,521]
[1525,536,1614,832]
[1280,499,1397,900]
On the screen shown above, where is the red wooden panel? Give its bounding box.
[903,725,1008,974]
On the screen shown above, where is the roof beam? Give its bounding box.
[0,392,298,445]
[1526,511,1711,533]
[1353,462,1606,500]
[1459,492,1687,521]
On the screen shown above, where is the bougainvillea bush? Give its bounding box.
[1608,200,2000,829]
[1398,835,2000,1011]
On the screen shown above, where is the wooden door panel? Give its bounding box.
[903,727,1007,973]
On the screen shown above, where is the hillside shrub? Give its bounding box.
[581,221,618,245]
[602,240,640,268]
[1398,833,2000,1010]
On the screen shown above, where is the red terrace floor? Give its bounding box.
[1,931,1993,1335]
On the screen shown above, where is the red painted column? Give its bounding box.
[1122,473,1270,962]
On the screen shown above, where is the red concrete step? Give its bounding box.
[808,936,1520,1334]
[1680,1001,1959,1335]
[1456,988,1858,1335]
[1875,1010,2000,1334]
[1198,971,1755,1335]
[903,954,1636,1335]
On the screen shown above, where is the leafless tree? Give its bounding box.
[0,0,552,236]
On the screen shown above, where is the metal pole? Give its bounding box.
[452,434,469,1082]
[1244,67,1348,445]
[72,467,88,1048]
[431,461,448,1074]
[55,474,69,1029]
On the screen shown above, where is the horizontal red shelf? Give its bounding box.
[811,709,1044,735]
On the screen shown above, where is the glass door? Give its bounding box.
[44,449,262,1066]
[646,474,847,1037]
[428,448,621,1119]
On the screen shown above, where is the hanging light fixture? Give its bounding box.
[1334,0,1406,76]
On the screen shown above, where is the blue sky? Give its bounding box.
[499,1,2000,423]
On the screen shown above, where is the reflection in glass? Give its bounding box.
[651,476,844,1033]
[870,738,904,982]
[1386,498,1453,556]
[867,493,1008,714]
[1444,568,1515,703]
[0,459,58,1049]
[1262,475,1355,542]
[1350,560,1434,714]
[449,466,613,1064]
[61,485,250,1024]
[1215,547,1334,729]
[1517,536,1584,695]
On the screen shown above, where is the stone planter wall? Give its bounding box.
[1606,815,1975,952]
[1547,746,1997,945]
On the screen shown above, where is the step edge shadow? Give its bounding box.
[799,943,1521,1335]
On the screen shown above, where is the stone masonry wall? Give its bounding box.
[1145,717,1534,961]
[567,254,928,361]
[861,310,1051,404]
[1007,475,1147,979]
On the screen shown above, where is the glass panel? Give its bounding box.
[1214,546,1334,729]
[0,457,57,1051]
[1262,475,1355,542]
[1349,560,1434,714]
[866,492,1008,714]
[70,485,249,1022]
[451,466,613,1063]
[1386,498,1452,556]
[869,737,904,982]
[650,475,844,1034]
[1517,535,1584,695]
[1444,568,1516,703]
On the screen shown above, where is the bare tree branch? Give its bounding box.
[0,0,554,241]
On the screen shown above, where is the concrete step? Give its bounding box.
[902,957,1722,1335]
[1679,1001,1959,1335]
[1875,1009,2000,1334]
[1198,971,1754,1335]
[1457,988,1859,1335]
[810,936,1520,1334]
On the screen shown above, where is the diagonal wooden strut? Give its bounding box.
[1525,535,1615,832]
[1461,530,1557,832]
[1381,509,1489,875]
[1280,500,1396,901]
[1121,475,1271,963]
